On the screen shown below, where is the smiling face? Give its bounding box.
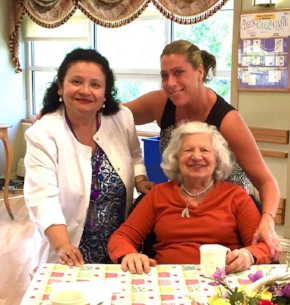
[160,54,203,107]
[58,61,106,117]
[177,133,217,186]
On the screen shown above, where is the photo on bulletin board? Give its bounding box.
[238,10,290,91]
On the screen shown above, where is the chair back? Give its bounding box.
[128,194,156,258]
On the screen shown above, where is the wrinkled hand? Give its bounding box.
[136,180,155,194]
[121,252,157,274]
[251,215,282,262]
[57,243,84,267]
[225,249,252,274]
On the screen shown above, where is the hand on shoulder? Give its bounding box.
[32,111,43,124]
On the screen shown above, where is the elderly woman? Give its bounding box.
[108,121,271,274]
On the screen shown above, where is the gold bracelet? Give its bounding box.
[262,211,275,221]
[240,248,255,265]
[135,176,147,185]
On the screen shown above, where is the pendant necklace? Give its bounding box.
[181,180,214,218]
[181,195,191,219]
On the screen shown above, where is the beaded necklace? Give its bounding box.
[181,180,214,199]
[181,180,214,218]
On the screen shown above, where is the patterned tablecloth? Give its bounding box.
[20,263,287,305]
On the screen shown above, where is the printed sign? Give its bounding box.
[238,10,290,91]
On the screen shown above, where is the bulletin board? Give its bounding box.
[238,10,290,91]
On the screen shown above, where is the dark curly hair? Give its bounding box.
[41,48,120,116]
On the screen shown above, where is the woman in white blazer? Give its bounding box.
[24,48,154,271]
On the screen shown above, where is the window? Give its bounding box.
[173,0,233,102]
[24,12,93,115]
[95,5,170,103]
[25,1,233,120]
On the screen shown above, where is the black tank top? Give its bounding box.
[161,94,235,131]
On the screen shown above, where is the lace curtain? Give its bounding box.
[9,0,228,72]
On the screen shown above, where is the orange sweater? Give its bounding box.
[108,181,271,264]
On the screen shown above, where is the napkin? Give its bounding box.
[51,280,121,305]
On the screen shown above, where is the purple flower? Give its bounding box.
[213,267,226,283]
[271,283,282,296]
[248,270,264,282]
[281,284,290,297]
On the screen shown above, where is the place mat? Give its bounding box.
[20,263,286,305]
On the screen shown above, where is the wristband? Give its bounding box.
[262,211,275,221]
[240,248,255,265]
[135,176,147,185]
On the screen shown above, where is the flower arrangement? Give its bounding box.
[208,267,290,305]
[188,263,290,305]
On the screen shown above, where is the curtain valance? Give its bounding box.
[9,0,228,72]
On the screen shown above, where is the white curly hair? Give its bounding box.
[161,121,235,183]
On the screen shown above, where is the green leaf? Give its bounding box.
[228,290,244,305]
[248,298,259,305]
[273,296,288,305]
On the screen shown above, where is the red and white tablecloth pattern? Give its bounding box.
[20,263,286,305]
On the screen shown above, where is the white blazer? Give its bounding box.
[24,105,146,269]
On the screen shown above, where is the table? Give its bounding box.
[20,263,287,305]
[0,124,14,220]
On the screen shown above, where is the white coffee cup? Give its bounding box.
[199,244,230,278]
[49,289,85,305]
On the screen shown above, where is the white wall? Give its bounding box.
[0,0,26,178]
[233,0,290,238]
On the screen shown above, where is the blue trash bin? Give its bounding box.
[142,136,168,184]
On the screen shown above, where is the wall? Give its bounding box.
[0,0,26,179]
[232,0,290,239]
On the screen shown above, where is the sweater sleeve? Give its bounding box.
[108,190,155,263]
[234,187,271,264]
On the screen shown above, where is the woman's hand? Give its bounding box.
[57,243,84,266]
[32,111,43,124]
[45,224,84,267]
[135,175,155,194]
[136,180,155,194]
[225,249,253,274]
[120,253,157,274]
[251,214,282,262]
